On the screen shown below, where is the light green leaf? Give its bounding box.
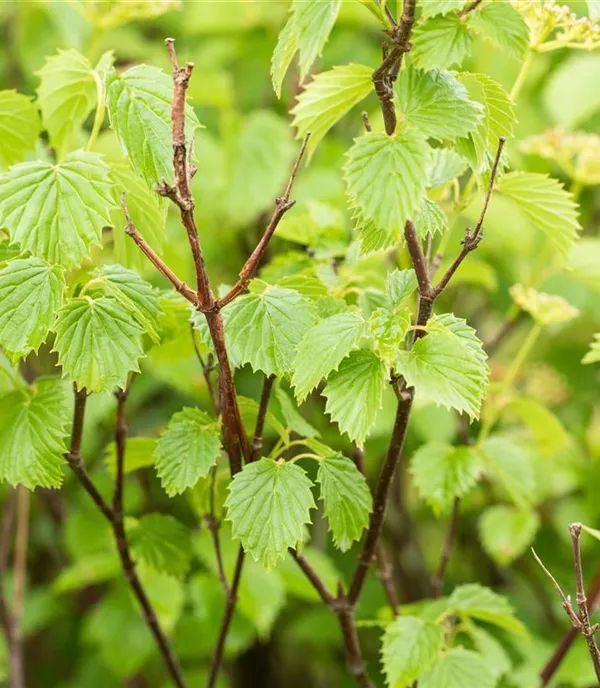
[0,257,65,360]
[410,442,483,515]
[106,65,202,186]
[395,67,483,141]
[386,269,417,306]
[506,397,569,456]
[0,90,41,167]
[421,0,467,18]
[292,311,367,402]
[445,583,527,636]
[498,172,580,258]
[414,197,448,239]
[271,15,298,98]
[225,458,315,569]
[412,14,474,70]
[479,505,540,566]
[129,513,192,578]
[291,64,374,158]
[369,307,412,364]
[419,647,495,688]
[52,296,144,393]
[470,1,530,58]
[469,626,512,680]
[104,437,157,476]
[323,349,386,445]
[225,283,318,377]
[316,455,372,551]
[274,386,320,438]
[357,218,398,255]
[293,0,342,78]
[480,436,534,507]
[0,379,70,489]
[427,148,468,188]
[510,284,579,326]
[381,616,444,688]
[0,151,117,267]
[345,131,431,233]
[155,407,222,497]
[583,334,600,364]
[36,49,96,153]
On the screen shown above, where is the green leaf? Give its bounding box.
[323,349,386,445]
[237,395,289,445]
[291,311,367,402]
[369,307,412,364]
[271,15,298,98]
[479,505,540,566]
[0,257,65,360]
[395,68,483,141]
[412,14,474,70]
[427,148,468,188]
[225,458,315,569]
[292,0,342,78]
[410,442,483,515]
[154,408,222,497]
[480,436,534,507]
[0,379,70,489]
[583,334,600,364]
[386,269,417,306]
[510,284,579,326]
[419,647,495,688]
[316,455,372,551]
[291,64,374,158]
[345,131,431,233]
[106,65,202,186]
[0,151,117,268]
[414,197,448,239]
[104,437,157,476]
[36,49,96,153]
[498,172,581,258]
[470,1,529,58]
[506,397,569,456]
[469,626,512,680]
[52,296,144,393]
[421,0,467,18]
[381,616,444,688]
[274,386,320,438]
[225,283,318,377]
[0,90,41,167]
[445,583,527,636]
[129,513,192,578]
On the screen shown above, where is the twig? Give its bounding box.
[432,498,460,598]
[13,486,29,653]
[291,551,335,606]
[251,375,275,462]
[203,467,229,595]
[459,0,484,15]
[217,134,311,309]
[190,324,219,415]
[335,585,374,688]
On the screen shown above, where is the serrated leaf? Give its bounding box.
[510,284,578,326]
[445,583,527,636]
[345,131,431,233]
[292,311,367,402]
[0,151,117,267]
[291,64,374,157]
[0,379,70,489]
[155,407,222,497]
[479,505,540,566]
[357,218,398,255]
[412,14,474,70]
[381,616,444,688]
[421,0,467,18]
[427,148,468,187]
[316,455,372,551]
[104,437,157,476]
[410,442,483,515]
[386,269,417,306]
[480,435,534,507]
[36,49,96,153]
[0,257,65,360]
[369,307,412,363]
[129,513,192,578]
[274,386,320,438]
[583,334,600,364]
[271,15,298,97]
[414,197,448,239]
[323,349,386,445]
[395,67,483,141]
[293,0,342,78]
[0,90,41,167]
[52,296,144,393]
[106,65,202,187]
[225,458,315,569]
[419,647,495,688]
[470,1,529,58]
[225,283,318,377]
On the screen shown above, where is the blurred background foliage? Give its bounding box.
[2,0,600,686]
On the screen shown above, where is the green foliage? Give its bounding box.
[480,436,535,507]
[470,1,530,58]
[412,14,474,70]
[419,647,495,688]
[0,90,41,167]
[129,514,192,578]
[479,505,540,566]
[292,0,342,78]
[445,583,527,636]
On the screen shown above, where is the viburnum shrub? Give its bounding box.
[2,0,600,686]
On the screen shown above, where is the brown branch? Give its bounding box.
[432,497,460,598]
[459,0,484,16]
[13,486,29,650]
[217,134,311,309]
[251,375,275,462]
[190,324,219,415]
[335,586,374,688]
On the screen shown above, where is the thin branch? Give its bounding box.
[459,0,484,15]
[190,324,219,415]
[217,134,311,309]
[432,498,460,599]
[404,220,434,300]
[251,375,275,462]
[335,586,374,688]
[13,486,29,645]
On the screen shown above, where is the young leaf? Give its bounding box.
[369,307,412,364]
[323,349,386,446]
[345,131,431,233]
[154,408,222,497]
[225,283,318,377]
[427,147,468,188]
[498,172,581,257]
[0,90,41,167]
[52,296,145,393]
[271,15,298,98]
[106,65,202,186]
[479,505,540,566]
[0,379,70,489]
[410,442,483,515]
[291,64,374,157]
[292,0,342,78]
[510,284,579,326]
[225,458,315,569]
[421,0,467,18]
[413,197,448,239]
[291,311,367,402]
[386,269,418,306]
[274,386,320,438]
[129,513,192,578]
[412,14,474,70]
[0,151,117,267]
[480,436,535,507]
[316,455,372,551]
[445,583,527,636]
[381,616,444,688]
[0,257,65,360]
[395,67,483,141]
[470,1,530,58]
[419,647,495,688]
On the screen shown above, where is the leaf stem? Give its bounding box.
[510,49,534,103]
